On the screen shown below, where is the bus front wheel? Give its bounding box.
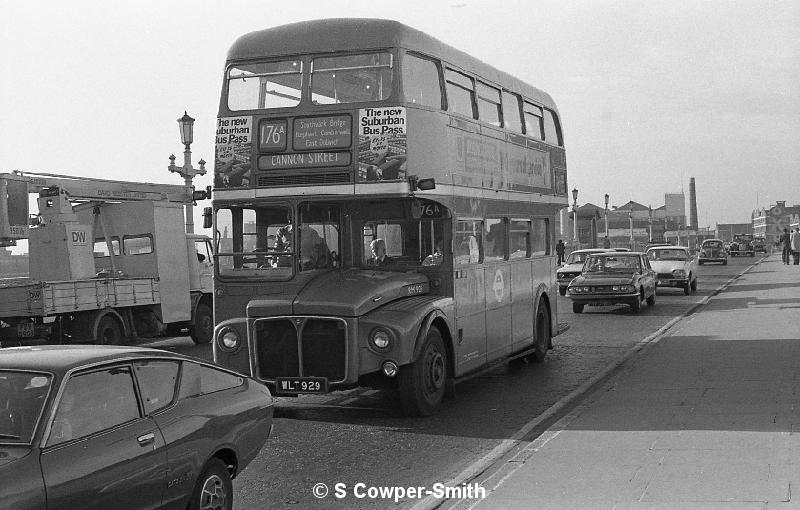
[398,328,447,416]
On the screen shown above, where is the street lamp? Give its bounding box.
[603,193,610,248]
[168,111,207,234]
[648,205,653,242]
[572,188,579,250]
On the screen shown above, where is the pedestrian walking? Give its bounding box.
[779,228,791,265]
[791,228,800,265]
[555,239,565,265]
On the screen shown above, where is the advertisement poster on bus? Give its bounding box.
[357,107,407,182]
[214,116,252,188]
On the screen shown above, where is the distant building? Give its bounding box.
[716,223,752,242]
[752,201,800,245]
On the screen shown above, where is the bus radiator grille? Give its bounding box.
[255,317,346,381]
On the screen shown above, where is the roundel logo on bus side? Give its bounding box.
[493,269,504,303]
[770,205,784,217]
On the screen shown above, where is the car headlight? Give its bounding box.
[672,269,686,277]
[219,328,241,351]
[369,328,393,351]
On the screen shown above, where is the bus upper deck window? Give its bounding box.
[401,54,443,109]
[227,60,302,111]
[311,52,393,105]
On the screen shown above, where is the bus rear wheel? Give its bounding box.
[398,328,447,416]
[528,301,551,363]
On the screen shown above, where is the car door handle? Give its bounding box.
[137,432,155,446]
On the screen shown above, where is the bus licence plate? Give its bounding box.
[275,377,328,394]
[17,323,35,338]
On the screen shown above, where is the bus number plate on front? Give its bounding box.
[275,377,328,394]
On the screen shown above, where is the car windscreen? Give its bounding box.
[584,255,641,273]
[0,370,52,443]
[648,249,687,261]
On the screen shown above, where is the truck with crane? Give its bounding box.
[0,171,212,347]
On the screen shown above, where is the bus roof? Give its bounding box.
[227,18,558,110]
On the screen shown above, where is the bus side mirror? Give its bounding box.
[202,207,212,229]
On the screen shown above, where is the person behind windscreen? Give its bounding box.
[367,238,393,267]
[779,228,791,265]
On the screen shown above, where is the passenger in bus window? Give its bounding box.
[273,223,293,268]
[367,239,393,267]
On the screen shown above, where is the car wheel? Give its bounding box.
[683,281,691,295]
[189,458,232,510]
[189,303,213,345]
[96,315,124,345]
[528,300,551,363]
[559,287,566,296]
[646,291,656,306]
[398,328,448,416]
[723,259,727,265]
[572,302,584,313]
[631,293,642,313]
[690,278,697,292]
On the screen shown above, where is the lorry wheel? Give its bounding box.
[189,303,213,345]
[398,328,447,416]
[528,301,551,363]
[96,316,123,345]
[188,458,232,510]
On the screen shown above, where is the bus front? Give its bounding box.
[211,29,453,415]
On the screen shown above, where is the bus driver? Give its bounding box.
[367,239,393,267]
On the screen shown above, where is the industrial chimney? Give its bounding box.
[689,177,698,230]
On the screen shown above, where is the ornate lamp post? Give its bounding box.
[603,193,610,248]
[168,111,207,234]
[572,188,579,250]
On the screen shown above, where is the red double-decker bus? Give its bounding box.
[211,19,569,415]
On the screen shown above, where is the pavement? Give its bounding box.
[448,254,800,510]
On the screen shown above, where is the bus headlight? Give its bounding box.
[369,328,392,351]
[219,328,241,351]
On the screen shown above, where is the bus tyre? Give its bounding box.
[572,303,584,314]
[96,315,124,345]
[188,458,232,510]
[398,328,447,417]
[528,302,551,363]
[189,303,213,345]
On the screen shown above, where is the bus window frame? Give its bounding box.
[444,67,477,119]
[401,51,446,111]
[309,51,395,105]
[476,81,502,127]
[523,101,544,140]
[509,219,532,259]
[454,218,484,266]
[226,59,304,112]
[501,90,523,133]
[543,108,564,147]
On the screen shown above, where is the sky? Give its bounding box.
[2,0,799,232]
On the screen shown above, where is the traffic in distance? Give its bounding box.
[0,18,774,509]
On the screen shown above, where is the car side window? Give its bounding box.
[133,360,180,414]
[47,367,140,446]
[178,361,244,399]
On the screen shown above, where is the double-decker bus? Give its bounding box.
[211,18,569,415]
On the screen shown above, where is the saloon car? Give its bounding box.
[556,248,610,295]
[567,252,656,313]
[0,346,273,510]
[699,238,728,265]
[646,245,698,295]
